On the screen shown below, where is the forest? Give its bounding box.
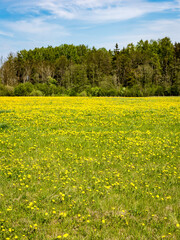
[0,37,180,96]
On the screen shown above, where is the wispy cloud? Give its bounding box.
[0,30,13,37]
[35,0,178,23]
[3,17,69,37]
[2,0,180,22]
[0,17,70,57]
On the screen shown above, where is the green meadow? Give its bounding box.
[0,97,179,240]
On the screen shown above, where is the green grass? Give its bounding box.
[0,123,9,130]
[0,97,179,239]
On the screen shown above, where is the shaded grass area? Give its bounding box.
[0,110,12,130]
[0,110,12,114]
[0,123,9,130]
[0,97,179,239]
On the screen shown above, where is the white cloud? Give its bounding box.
[37,1,75,19]
[2,17,69,38]
[73,0,121,8]
[0,17,70,57]
[35,0,177,23]
[0,30,13,37]
[3,0,180,22]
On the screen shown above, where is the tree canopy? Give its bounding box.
[0,38,179,96]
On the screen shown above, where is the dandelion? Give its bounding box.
[34,224,38,229]
[0,97,179,239]
[63,233,69,238]
[7,207,12,211]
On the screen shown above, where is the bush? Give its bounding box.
[5,85,14,96]
[34,83,48,95]
[79,90,87,97]
[35,83,59,96]
[90,87,106,96]
[106,89,118,96]
[143,85,157,96]
[66,88,77,96]
[171,84,180,96]
[0,84,7,96]
[0,84,14,96]
[47,76,57,85]
[30,90,43,96]
[56,86,66,96]
[155,86,164,96]
[117,87,126,96]
[14,82,34,96]
[164,86,171,96]
[122,86,143,97]
[47,84,59,95]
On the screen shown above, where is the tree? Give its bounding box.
[0,38,179,96]
[55,56,69,85]
[1,53,17,85]
[158,37,174,84]
[150,53,162,84]
[114,43,120,55]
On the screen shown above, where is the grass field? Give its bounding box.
[0,97,179,240]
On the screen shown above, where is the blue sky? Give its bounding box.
[0,0,180,58]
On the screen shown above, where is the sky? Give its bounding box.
[0,0,180,58]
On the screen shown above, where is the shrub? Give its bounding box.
[117,87,126,96]
[0,84,7,96]
[35,83,59,96]
[0,84,14,96]
[79,90,87,97]
[47,84,59,95]
[34,83,48,95]
[106,89,118,96]
[143,85,157,96]
[5,85,14,96]
[67,88,77,96]
[155,86,164,96]
[14,82,34,96]
[90,87,106,96]
[47,76,57,85]
[171,85,180,96]
[30,90,43,96]
[164,86,171,96]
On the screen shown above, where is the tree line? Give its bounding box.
[0,37,180,96]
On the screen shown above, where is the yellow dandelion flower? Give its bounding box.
[63,233,69,238]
